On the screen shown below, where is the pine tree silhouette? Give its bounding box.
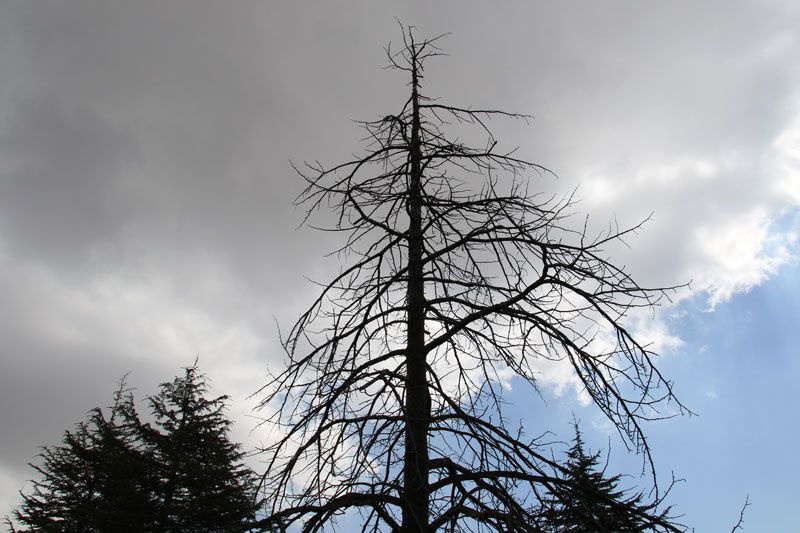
[541,422,673,532]
[139,362,258,532]
[11,365,257,532]
[13,380,157,531]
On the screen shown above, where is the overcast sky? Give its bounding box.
[1,1,798,530]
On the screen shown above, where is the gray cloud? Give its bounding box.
[0,99,140,267]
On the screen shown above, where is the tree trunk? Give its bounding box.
[402,55,430,532]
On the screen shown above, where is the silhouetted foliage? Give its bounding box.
[10,364,257,532]
[539,423,676,532]
[11,380,157,532]
[139,363,259,532]
[256,26,686,532]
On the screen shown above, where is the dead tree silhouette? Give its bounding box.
[256,27,686,533]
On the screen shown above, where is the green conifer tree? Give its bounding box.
[139,362,258,532]
[13,380,156,532]
[540,423,674,532]
[10,366,258,532]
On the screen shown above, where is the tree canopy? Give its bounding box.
[539,423,676,532]
[10,363,258,532]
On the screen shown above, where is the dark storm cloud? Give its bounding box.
[0,100,140,267]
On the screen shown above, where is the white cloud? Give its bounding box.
[691,207,797,308]
[772,109,800,203]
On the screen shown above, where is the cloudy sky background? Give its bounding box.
[1,1,798,530]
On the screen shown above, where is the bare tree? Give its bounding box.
[256,27,686,532]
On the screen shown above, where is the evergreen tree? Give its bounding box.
[10,365,258,533]
[13,380,156,532]
[540,423,673,532]
[139,362,258,532]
